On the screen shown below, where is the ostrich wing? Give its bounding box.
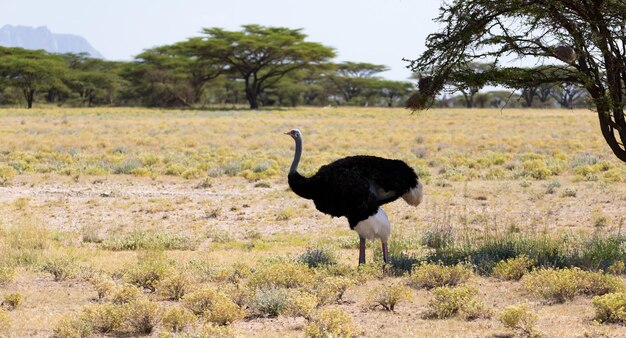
[311,167,379,228]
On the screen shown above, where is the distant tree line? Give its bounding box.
[0,24,586,110]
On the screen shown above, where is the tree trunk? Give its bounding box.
[24,89,35,109]
[246,88,259,109]
[598,108,626,162]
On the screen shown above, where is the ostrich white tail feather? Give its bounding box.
[354,208,391,242]
[402,181,423,206]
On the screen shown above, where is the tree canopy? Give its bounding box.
[189,24,336,109]
[405,0,626,162]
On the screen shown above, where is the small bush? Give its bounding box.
[124,251,173,291]
[162,306,197,333]
[255,287,290,317]
[499,303,540,337]
[388,252,420,276]
[53,313,92,338]
[522,267,623,303]
[81,224,103,244]
[182,288,244,325]
[607,261,625,275]
[561,187,577,197]
[409,262,472,289]
[314,276,356,305]
[82,303,124,333]
[297,247,337,268]
[121,299,162,334]
[42,255,78,281]
[592,292,626,324]
[158,273,194,301]
[305,308,358,338]
[285,290,318,319]
[0,265,15,285]
[492,255,534,281]
[2,293,22,310]
[521,159,552,180]
[0,166,16,186]
[249,262,314,289]
[368,284,413,311]
[275,207,296,221]
[109,283,143,305]
[544,180,561,194]
[421,224,454,250]
[90,275,115,301]
[426,286,489,320]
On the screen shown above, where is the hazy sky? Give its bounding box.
[0,0,443,81]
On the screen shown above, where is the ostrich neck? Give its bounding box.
[289,136,302,175]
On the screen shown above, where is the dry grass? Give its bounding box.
[0,107,624,337]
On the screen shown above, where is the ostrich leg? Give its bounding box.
[382,241,389,264]
[358,236,366,265]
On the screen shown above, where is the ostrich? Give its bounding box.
[285,129,423,265]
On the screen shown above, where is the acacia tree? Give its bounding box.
[405,0,626,162]
[0,47,68,108]
[190,25,335,109]
[326,62,389,104]
[375,80,414,107]
[551,82,586,108]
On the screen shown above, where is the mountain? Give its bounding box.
[0,25,103,58]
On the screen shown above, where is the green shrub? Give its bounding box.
[297,247,337,268]
[521,159,551,180]
[607,261,625,275]
[249,262,314,289]
[53,313,92,338]
[162,306,197,333]
[182,288,244,325]
[102,230,198,251]
[42,255,78,281]
[305,308,358,338]
[604,168,624,182]
[522,267,623,303]
[158,273,194,301]
[544,180,561,194]
[121,299,162,334]
[409,262,472,289]
[421,224,454,250]
[2,293,22,310]
[388,252,420,276]
[313,276,356,305]
[561,187,577,197]
[499,303,540,337]
[124,251,173,291]
[368,284,413,311]
[592,292,626,324]
[285,290,318,319]
[426,286,489,320]
[113,158,143,174]
[82,303,124,333]
[0,166,16,186]
[90,275,115,301]
[0,265,15,285]
[109,283,143,305]
[492,255,534,281]
[255,287,289,317]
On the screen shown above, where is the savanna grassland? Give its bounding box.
[0,107,625,337]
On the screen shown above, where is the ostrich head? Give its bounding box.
[284,129,302,140]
